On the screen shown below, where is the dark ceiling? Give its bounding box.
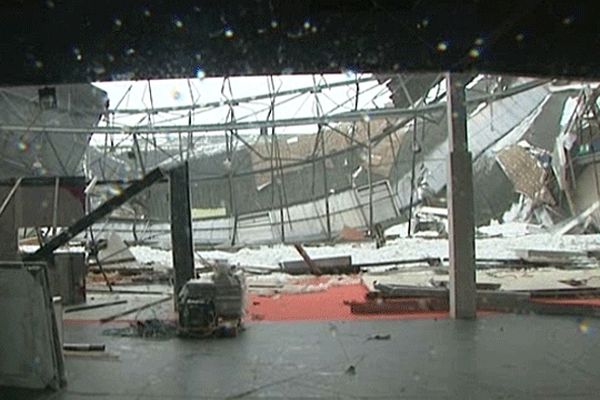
[1,0,598,85]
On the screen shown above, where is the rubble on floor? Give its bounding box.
[59,218,600,324]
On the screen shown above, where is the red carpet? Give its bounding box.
[246,281,448,321]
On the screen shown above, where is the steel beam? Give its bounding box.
[109,76,378,114]
[24,168,166,261]
[0,78,549,136]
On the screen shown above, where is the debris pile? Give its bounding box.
[103,319,178,339]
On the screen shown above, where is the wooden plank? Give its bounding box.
[354,257,442,268]
[366,284,600,317]
[64,300,127,314]
[374,283,447,298]
[521,287,600,299]
[348,297,449,314]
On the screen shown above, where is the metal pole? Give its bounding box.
[446,73,477,320]
[178,132,184,162]
[367,122,373,234]
[132,134,146,176]
[0,178,21,218]
[407,118,418,237]
[274,137,286,242]
[320,126,332,240]
[226,132,237,246]
[52,177,60,237]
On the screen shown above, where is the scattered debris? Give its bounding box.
[559,279,588,287]
[350,282,600,317]
[410,206,448,238]
[345,365,356,375]
[87,262,172,285]
[103,318,177,339]
[133,319,177,338]
[366,334,391,341]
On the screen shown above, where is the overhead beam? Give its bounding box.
[0,79,549,135]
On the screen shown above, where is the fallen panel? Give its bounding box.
[496,144,555,204]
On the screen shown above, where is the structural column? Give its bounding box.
[170,162,195,305]
[446,73,477,319]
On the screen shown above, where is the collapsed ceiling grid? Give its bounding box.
[0,73,597,246]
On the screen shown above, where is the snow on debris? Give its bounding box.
[129,231,600,270]
[129,246,173,266]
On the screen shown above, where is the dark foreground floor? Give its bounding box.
[3,314,600,399]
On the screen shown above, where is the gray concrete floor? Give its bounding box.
[3,314,600,399]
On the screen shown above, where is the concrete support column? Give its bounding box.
[446,73,477,319]
[170,162,195,306]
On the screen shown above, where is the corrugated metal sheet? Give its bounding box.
[394,78,550,212]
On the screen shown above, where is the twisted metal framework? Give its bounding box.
[0,73,553,247]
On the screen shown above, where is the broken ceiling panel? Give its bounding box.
[250,119,403,188]
[376,73,441,109]
[496,144,555,205]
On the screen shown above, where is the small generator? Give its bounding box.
[177,262,245,337]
